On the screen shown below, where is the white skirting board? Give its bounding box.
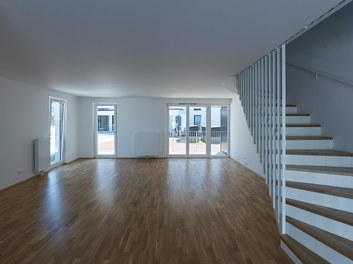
[34,137,50,172]
[135,132,161,157]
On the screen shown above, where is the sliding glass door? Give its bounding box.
[95,104,117,157]
[50,98,66,166]
[168,104,229,157]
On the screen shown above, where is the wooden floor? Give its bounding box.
[0,159,289,264]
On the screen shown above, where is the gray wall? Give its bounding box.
[287,2,353,82]
[286,2,353,153]
[0,78,79,190]
[230,94,264,177]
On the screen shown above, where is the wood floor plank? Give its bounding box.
[286,136,333,140]
[287,216,353,261]
[286,124,321,127]
[286,181,353,199]
[281,235,329,264]
[0,158,289,264]
[286,198,353,226]
[287,149,353,156]
[286,113,310,116]
[286,165,353,176]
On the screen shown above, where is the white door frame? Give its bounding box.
[49,96,67,168]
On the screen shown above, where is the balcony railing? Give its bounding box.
[169,131,227,144]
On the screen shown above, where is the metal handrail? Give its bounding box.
[287,62,353,87]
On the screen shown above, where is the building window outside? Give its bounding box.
[194,115,201,126]
[98,116,109,131]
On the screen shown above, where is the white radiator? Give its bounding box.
[135,132,161,157]
[34,137,50,172]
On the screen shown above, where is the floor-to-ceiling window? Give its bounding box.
[50,97,66,166]
[211,106,228,157]
[95,104,117,157]
[168,104,229,157]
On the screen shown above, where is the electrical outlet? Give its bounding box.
[17,169,24,174]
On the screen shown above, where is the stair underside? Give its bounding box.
[286,181,353,199]
[287,216,353,261]
[287,149,353,157]
[286,198,353,226]
[287,165,353,176]
[281,234,329,264]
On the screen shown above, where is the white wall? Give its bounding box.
[287,2,353,153]
[0,78,79,189]
[78,97,231,158]
[210,107,221,127]
[230,94,264,176]
[0,75,260,189]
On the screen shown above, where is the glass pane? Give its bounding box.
[50,101,63,165]
[168,106,186,155]
[97,105,116,155]
[189,106,206,155]
[211,106,228,156]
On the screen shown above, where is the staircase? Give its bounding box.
[235,46,353,263]
[281,104,353,263]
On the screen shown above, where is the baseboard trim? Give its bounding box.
[0,157,246,192]
[229,157,265,180]
[280,241,301,264]
[0,172,46,193]
[64,158,83,165]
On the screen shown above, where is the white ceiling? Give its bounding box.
[0,0,345,98]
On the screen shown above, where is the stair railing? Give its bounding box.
[287,62,353,88]
[236,45,287,234]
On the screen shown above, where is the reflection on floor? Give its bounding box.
[0,158,289,264]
